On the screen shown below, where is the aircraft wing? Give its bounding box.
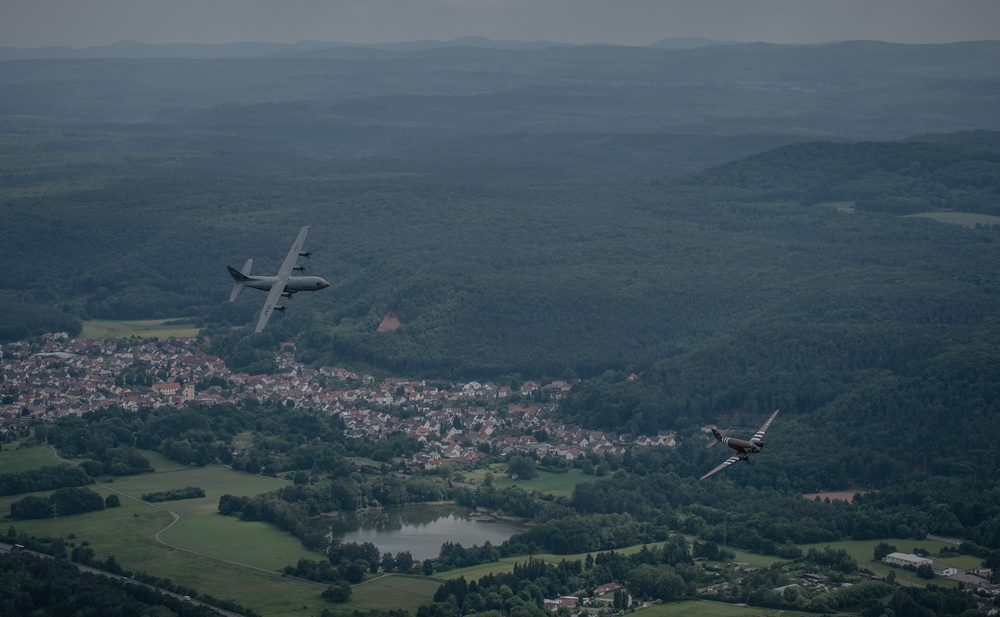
[700,455,740,480]
[750,409,780,443]
[254,226,310,333]
[254,284,285,333]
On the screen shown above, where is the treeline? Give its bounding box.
[682,140,1000,215]
[505,513,668,555]
[0,552,221,617]
[282,541,418,591]
[558,315,1000,489]
[141,485,205,502]
[0,464,91,496]
[0,529,260,617]
[8,486,106,520]
[0,298,82,342]
[423,538,716,617]
[558,454,1000,555]
[37,403,357,473]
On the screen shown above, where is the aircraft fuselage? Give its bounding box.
[720,436,761,455]
[242,275,330,293]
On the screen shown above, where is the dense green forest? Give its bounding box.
[2,41,1000,491]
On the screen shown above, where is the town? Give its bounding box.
[0,333,678,470]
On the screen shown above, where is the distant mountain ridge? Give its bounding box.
[0,36,750,60]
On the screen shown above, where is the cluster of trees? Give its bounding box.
[78,448,154,477]
[505,456,537,480]
[423,538,723,617]
[877,586,978,617]
[0,464,91,496]
[141,486,205,502]
[507,513,668,556]
[0,299,82,342]
[38,415,158,476]
[0,551,221,617]
[0,526,258,617]
[38,404,358,474]
[423,557,582,617]
[435,541,501,571]
[453,485,546,521]
[9,486,106,520]
[281,542,419,603]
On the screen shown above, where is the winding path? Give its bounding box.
[47,445,298,578]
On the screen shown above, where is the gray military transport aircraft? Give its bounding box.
[227,226,330,332]
[700,409,779,480]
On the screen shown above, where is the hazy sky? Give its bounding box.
[3,0,999,49]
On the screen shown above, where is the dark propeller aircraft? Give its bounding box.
[700,409,779,480]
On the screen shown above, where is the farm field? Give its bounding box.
[80,318,201,339]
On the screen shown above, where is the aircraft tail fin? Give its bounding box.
[706,426,725,448]
[228,259,253,301]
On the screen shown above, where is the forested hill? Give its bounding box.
[681,138,1000,215]
[2,40,1000,480]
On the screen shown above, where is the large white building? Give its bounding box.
[883,552,932,568]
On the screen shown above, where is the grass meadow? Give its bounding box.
[0,439,60,473]
[462,465,599,498]
[349,574,441,612]
[798,537,979,588]
[2,446,337,615]
[80,318,201,339]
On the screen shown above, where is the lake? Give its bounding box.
[323,504,526,561]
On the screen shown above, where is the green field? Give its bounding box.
[0,440,60,473]
[463,465,599,498]
[4,457,336,616]
[797,538,978,588]
[80,318,201,339]
[349,574,441,612]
